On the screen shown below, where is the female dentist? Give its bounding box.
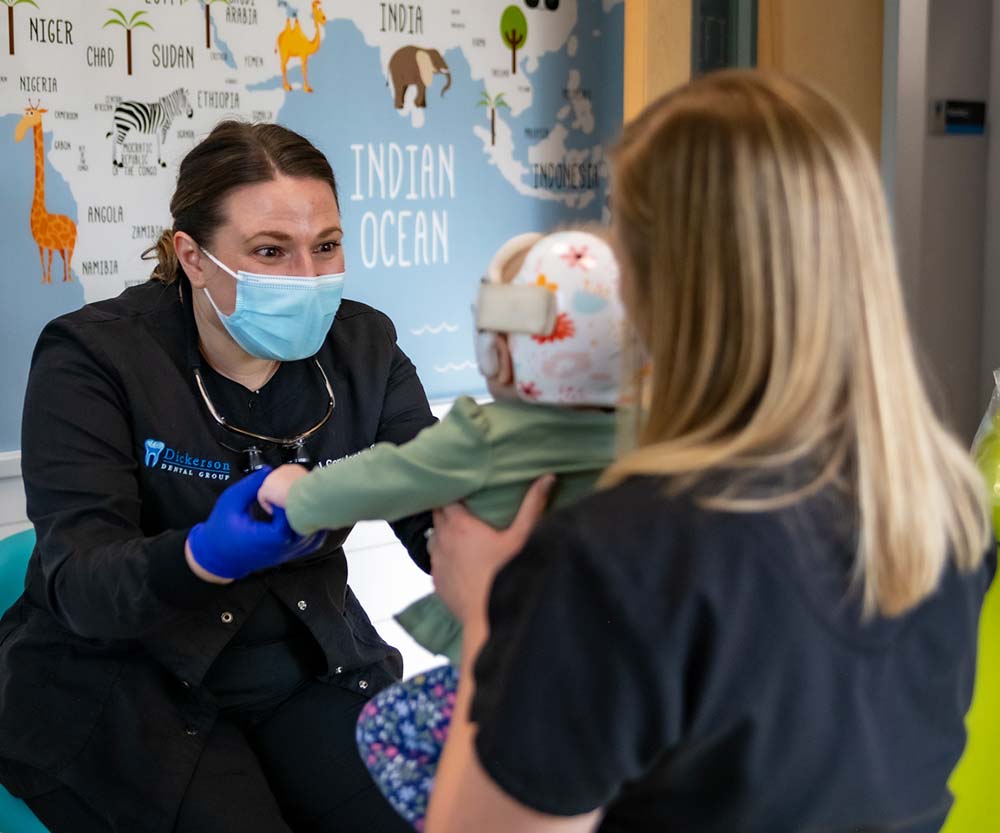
[0,121,428,833]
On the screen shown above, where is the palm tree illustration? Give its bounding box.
[477,90,509,147]
[103,8,153,76]
[182,0,229,49]
[2,0,38,56]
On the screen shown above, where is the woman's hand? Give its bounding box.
[257,463,309,513]
[428,474,554,627]
[186,466,325,582]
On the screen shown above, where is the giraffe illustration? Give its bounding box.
[276,0,327,93]
[14,102,77,284]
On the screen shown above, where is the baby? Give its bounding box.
[258,227,625,829]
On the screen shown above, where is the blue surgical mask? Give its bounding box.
[200,249,345,361]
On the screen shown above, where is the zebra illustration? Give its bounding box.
[106,88,194,169]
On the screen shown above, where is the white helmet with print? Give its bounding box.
[474,229,624,407]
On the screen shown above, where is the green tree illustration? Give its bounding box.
[477,90,509,146]
[500,5,527,75]
[1,0,38,56]
[182,0,230,49]
[103,8,153,76]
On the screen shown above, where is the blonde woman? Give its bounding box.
[419,71,996,833]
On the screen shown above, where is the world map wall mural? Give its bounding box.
[0,0,624,451]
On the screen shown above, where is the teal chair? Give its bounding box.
[0,527,50,833]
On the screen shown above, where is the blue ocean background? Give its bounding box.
[271,3,623,402]
[0,3,622,449]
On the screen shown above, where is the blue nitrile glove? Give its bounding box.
[187,466,326,580]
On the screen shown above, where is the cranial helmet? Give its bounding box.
[474,229,625,407]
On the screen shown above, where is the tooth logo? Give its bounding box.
[144,439,166,467]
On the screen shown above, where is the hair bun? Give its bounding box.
[141,228,179,284]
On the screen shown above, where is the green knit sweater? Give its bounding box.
[286,395,617,663]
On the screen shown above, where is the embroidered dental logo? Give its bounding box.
[142,438,232,481]
[144,439,166,467]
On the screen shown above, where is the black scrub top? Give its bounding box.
[0,277,435,833]
[471,475,996,833]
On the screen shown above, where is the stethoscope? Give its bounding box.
[180,275,336,474]
[193,360,335,473]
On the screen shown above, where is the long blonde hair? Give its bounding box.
[604,70,989,617]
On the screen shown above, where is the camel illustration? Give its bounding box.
[276,0,327,93]
[14,102,77,284]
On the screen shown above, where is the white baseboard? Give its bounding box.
[0,451,26,533]
[0,451,21,480]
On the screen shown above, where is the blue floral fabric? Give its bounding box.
[355,663,459,831]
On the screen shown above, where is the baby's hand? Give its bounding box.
[257,464,310,514]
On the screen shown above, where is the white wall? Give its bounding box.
[883,0,928,304]
[886,0,994,441]
[922,0,992,437]
[0,402,464,678]
[983,0,1000,407]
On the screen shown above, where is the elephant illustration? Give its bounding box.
[388,46,452,109]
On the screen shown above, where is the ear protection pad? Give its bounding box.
[477,232,543,382]
[475,330,500,379]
